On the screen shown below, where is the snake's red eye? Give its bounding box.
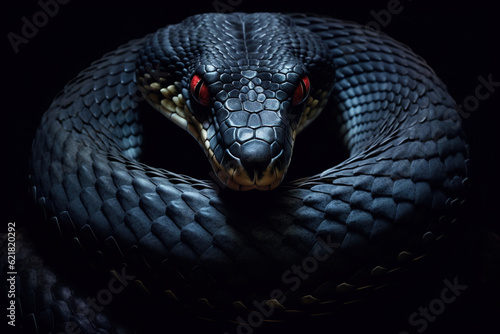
[190,74,210,107]
[292,75,310,106]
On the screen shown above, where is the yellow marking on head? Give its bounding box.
[296,89,329,134]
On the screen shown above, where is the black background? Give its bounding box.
[2,0,499,333]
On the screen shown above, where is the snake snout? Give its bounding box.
[232,136,289,191]
[215,126,292,191]
[240,140,272,172]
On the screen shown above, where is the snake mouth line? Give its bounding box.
[214,164,284,191]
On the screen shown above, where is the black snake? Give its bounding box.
[10,12,471,333]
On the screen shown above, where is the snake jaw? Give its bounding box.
[208,134,288,191]
[215,166,283,191]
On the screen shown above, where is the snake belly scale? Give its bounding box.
[25,12,469,331]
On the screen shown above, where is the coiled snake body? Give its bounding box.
[21,12,469,332]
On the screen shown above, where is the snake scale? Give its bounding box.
[8,12,471,333]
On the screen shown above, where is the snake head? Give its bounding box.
[184,63,320,191]
[137,13,334,191]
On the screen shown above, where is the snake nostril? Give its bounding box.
[239,140,272,172]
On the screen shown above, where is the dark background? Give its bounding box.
[2,0,499,333]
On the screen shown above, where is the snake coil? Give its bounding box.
[23,12,469,332]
